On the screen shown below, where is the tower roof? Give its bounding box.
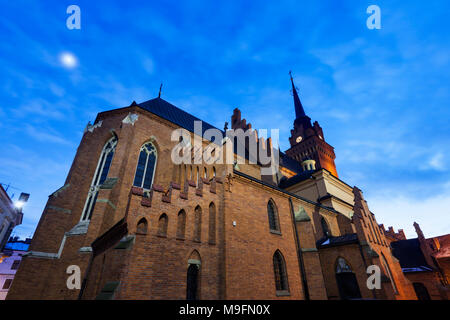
[289,71,306,119]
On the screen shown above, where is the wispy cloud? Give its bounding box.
[24,124,73,146]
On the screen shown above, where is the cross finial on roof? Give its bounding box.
[158,83,163,98]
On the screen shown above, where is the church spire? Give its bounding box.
[289,71,306,119]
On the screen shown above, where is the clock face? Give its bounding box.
[319,135,323,140]
[296,136,303,143]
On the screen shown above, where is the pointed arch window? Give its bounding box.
[381,253,398,294]
[273,250,289,293]
[177,209,186,240]
[194,206,202,242]
[335,257,362,299]
[336,257,353,273]
[136,218,148,235]
[133,142,157,190]
[81,136,117,221]
[208,202,216,244]
[321,216,331,238]
[157,214,168,237]
[267,200,280,232]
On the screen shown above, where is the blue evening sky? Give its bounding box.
[0,1,449,239]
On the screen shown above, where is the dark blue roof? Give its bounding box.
[317,233,359,248]
[137,97,304,173]
[278,169,314,188]
[4,241,30,251]
[138,97,223,137]
[391,238,434,271]
[279,152,303,174]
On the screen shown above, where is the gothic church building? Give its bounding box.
[7,75,418,300]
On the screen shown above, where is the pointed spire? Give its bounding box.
[289,71,306,119]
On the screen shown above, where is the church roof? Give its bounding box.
[279,152,303,174]
[391,239,434,272]
[138,97,222,137]
[278,169,315,188]
[316,233,359,248]
[136,97,304,173]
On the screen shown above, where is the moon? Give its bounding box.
[59,52,78,68]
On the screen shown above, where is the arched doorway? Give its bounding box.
[335,257,362,300]
[186,250,201,300]
[186,264,199,300]
[413,282,431,300]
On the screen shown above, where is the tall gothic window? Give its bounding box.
[194,206,202,242]
[81,136,117,221]
[177,209,186,239]
[273,250,289,292]
[133,142,157,190]
[196,167,199,186]
[267,200,280,232]
[381,253,398,294]
[208,202,216,244]
[158,214,168,237]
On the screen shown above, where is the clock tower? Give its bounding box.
[285,72,339,177]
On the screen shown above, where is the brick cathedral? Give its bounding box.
[7,74,438,300]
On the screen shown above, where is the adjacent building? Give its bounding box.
[0,185,25,251]
[388,224,449,300]
[0,237,31,299]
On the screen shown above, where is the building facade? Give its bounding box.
[388,224,449,300]
[8,76,419,300]
[0,238,31,299]
[0,185,24,251]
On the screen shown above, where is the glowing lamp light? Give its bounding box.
[14,200,25,209]
[15,193,30,210]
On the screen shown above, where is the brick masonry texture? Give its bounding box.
[6,103,422,300]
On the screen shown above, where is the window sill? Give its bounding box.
[176,237,185,241]
[276,290,290,297]
[270,230,282,236]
